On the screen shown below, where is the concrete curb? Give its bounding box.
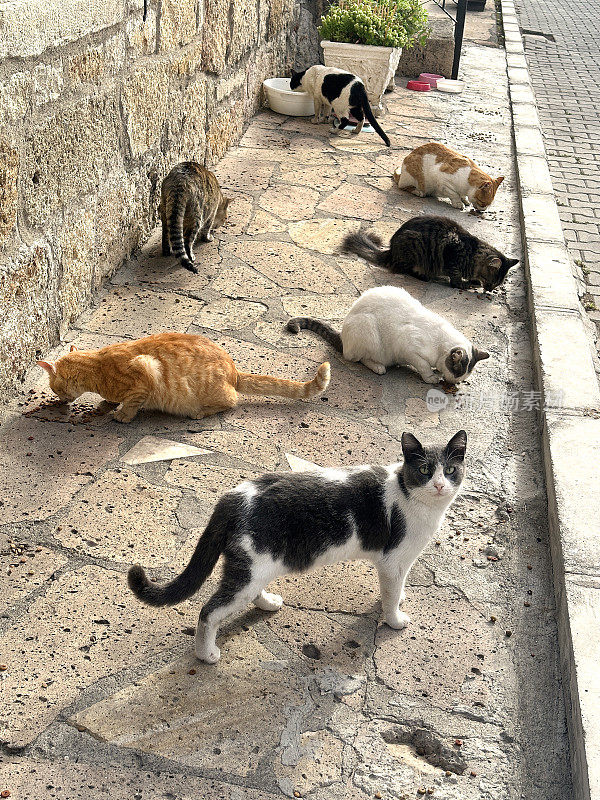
[501,2,600,798]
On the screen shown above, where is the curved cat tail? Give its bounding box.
[358,84,390,147]
[128,515,224,607]
[236,362,330,400]
[166,192,198,274]
[287,317,343,353]
[342,231,390,266]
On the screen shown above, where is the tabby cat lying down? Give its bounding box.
[37,333,330,422]
[129,429,467,663]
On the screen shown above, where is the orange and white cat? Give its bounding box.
[394,143,504,211]
[37,333,330,423]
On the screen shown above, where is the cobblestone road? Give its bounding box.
[514,0,600,341]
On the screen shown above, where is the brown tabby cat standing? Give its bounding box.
[394,143,504,211]
[160,162,231,274]
[37,333,330,423]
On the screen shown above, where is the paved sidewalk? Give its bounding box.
[0,46,571,799]
[514,0,600,344]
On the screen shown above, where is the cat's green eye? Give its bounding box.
[419,465,430,475]
[444,465,456,475]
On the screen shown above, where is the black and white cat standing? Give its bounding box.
[290,65,391,147]
[128,430,467,663]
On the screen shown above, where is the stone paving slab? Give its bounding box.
[0,42,572,800]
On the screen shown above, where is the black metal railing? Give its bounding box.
[420,0,468,79]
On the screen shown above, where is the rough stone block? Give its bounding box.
[202,0,230,73]
[230,0,259,63]
[125,6,157,57]
[0,0,124,59]
[159,0,197,52]
[22,95,121,228]
[215,68,247,103]
[67,36,125,84]
[0,63,63,123]
[268,0,296,38]
[94,171,141,284]
[58,204,96,333]
[173,76,207,161]
[0,242,58,399]
[398,16,455,79]
[205,101,245,163]
[0,138,18,242]
[121,61,170,157]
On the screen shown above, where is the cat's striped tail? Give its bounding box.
[341,231,391,267]
[166,192,198,274]
[287,317,343,353]
[128,511,226,606]
[236,362,330,400]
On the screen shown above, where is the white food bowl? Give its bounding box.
[436,78,465,94]
[263,78,315,117]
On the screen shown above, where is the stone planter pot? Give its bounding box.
[321,40,402,115]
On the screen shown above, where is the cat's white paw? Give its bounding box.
[451,200,464,210]
[362,359,386,375]
[413,189,425,197]
[422,373,440,384]
[254,591,283,612]
[311,115,320,124]
[399,589,406,605]
[386,611,410,630]
[196,644,221,664]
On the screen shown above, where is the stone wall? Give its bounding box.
[0,0,317,402]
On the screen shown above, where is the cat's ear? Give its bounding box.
[445,430,467,461]
[472,348,490,363]
[488,257,502,269]
[401,432,425,461]
[69,345,78,352]
[37,360,56,375]
[451,347,466,365]
[507,258,519,268]
[494,176,504,187]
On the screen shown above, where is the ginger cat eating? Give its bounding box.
[37,333,330,422]
[394,143,504,211]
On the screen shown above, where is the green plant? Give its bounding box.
[319,0,429,49]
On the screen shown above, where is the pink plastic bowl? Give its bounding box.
[406,80,431,92]
[419,73,444,88]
